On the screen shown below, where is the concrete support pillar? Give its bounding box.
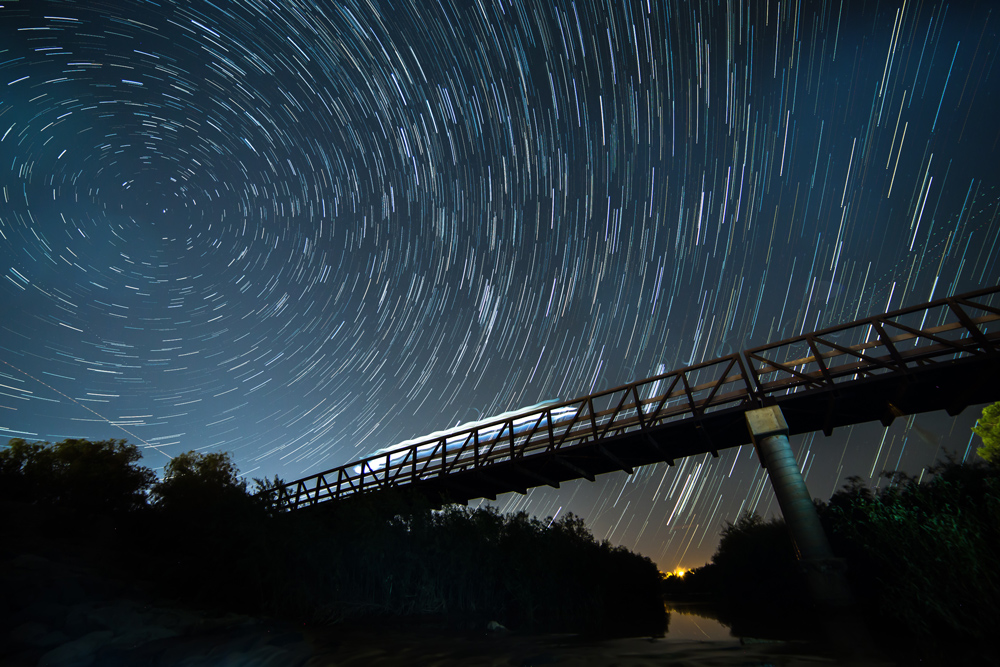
[745,406,852,608]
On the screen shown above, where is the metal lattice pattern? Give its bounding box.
[278,354,752,509]
[746,289,1000,396]
[275,285,1000,510]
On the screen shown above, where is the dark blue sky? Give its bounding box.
[1,0,998,568]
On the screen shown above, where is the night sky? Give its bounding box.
[2,0,998,569]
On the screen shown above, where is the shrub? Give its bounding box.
[255,500,665,634]
[972,401,1000,465]
[0,438,155,515]
[825,461,1000,641]
[3,439,667,636]
[709,512,804,609]
[150,450,249,516]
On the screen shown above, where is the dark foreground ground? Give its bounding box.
[2,525,898,667]
[1,555,856,667]
[5,501,956,667]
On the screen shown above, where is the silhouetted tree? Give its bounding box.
[250,474,289,516]
[711,512,801,604]
[150,449,247,515]
[825,460,1000,641]
[0,438,155,515]
[4,438,667,635]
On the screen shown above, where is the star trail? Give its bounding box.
[1,0,998,569]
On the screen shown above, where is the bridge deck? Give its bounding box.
[275,286,1000,509]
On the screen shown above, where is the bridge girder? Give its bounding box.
[271,285,1000,510]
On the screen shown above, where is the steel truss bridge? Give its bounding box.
[276,285,1000,510]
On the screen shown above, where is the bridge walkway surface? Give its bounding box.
[275,285,1000,510]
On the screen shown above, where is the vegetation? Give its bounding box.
[972,401,1000,464]
[150,449,252,516]
[0,438,155,516]
[663,454,999,655]
[824,460,1000,642]
[709,513,802,607]
[254,496,666,635]
[1,438,665,636]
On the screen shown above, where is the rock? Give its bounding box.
[9,553,54,569]
[0,571,34,608]
[38,630,113,667]
[185,643,311,667]
[21,600,71,627]
[485,620,508,633]
[107,625,179,650]
[85,601,146,635]
[4,647,47,667]
[9,622,70,649]
[65,603,103,637]
[148,607,208,631]
[10,622,50,645]
[54,580,88,606]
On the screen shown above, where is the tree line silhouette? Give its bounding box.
[0,438,666,636]
[663,454,999,658]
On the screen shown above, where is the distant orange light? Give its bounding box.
[673,567,687,578]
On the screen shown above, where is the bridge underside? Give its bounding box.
[398,353,1000,506]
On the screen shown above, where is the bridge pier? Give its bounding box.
[745,406,852,609]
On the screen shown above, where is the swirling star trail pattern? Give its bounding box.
[1,0,998,568]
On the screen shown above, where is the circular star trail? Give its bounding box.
[2,0,998,568]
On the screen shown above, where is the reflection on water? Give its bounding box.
[665,603,734,641]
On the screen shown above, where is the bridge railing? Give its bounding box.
[745,287,1000,397]
[274,285,1000,510]
[276,353,755,509]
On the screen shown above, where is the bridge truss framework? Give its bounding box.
[275,285,1000,510]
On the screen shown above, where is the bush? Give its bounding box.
[0,438,155,515]
[825,461,1000,641]
[972,401,1000,464]
[3,438,667,636]
[707,512,806,611]
[265,499,666,635]
[150,450,249,516]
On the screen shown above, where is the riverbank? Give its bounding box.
[6,592,847,667]
[2,521,851,667]
[301,623,844,666]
